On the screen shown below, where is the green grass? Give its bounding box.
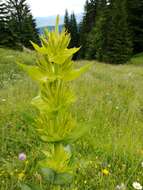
[1,48,143,189]
[130,52,143,65]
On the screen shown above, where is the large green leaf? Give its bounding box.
[54,173,73,185]
[21,183,43,190]
[18,63,48,83]
[40,168,73,185]
[63,63,93,81]
[40,121,92,143]
[21,184,32,190]
[31,41,47,55]
[50,48,80,65]
[31,96,48,111]
[39,144,73,174]
[18,63,62,82]
[40,168,55,183]
[29,184,42,190]
[64,121,93,143]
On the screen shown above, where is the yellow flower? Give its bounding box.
[18,172,25,180]
[102,168,109,176]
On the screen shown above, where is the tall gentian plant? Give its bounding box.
[19,16,92,189]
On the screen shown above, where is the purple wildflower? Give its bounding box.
[18,153,26,161]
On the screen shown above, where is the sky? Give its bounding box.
[27,0,86,17]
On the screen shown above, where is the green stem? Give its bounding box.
[53,185,61,190]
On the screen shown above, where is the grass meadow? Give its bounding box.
[1,48,143,189]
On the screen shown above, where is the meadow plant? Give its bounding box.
[132,182,143,190]
[18,16,91,189]
[19,153,27,161]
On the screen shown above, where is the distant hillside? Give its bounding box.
[38,25,64,34]
[36,13,83,28]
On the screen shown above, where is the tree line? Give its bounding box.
[0,0,39,49]
[64,0,143,64]
[0,0,143,64]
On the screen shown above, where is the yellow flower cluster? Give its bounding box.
[102,168,109,176]
[18,172,25,181]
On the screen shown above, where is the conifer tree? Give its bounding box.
[127,0,143,53]
[0,0,8,45]
[85,0,108,59]
[69,13,79,48]
[93,0,112,61]
[69,13,79,59]
[64,9,70,33]
[0,0,17,47]
[64,11,79,59]
[104,0,132,63]
[79,0,98,58]
[94,0,132,64]
[7,0,40,48]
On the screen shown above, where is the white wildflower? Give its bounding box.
[64,144,71,155]
[133,182,142,190]
[116,183,126,190]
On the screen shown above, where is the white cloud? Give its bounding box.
[27,0,85,17]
